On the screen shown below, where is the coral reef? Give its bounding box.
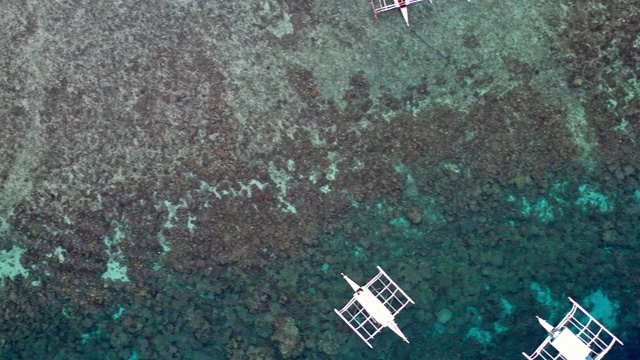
[0,0,639,358]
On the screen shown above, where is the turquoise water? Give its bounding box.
[0,1,638,359]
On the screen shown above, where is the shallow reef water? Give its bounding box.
[1,1,639,359]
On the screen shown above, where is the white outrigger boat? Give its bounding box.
[370,0,428,26]
[522,297,623,360]
[334,266,415,348]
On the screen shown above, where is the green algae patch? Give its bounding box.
[576,184,614,213]
[0,246,29,286]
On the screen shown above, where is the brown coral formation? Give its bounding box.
[271,316,304,359]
